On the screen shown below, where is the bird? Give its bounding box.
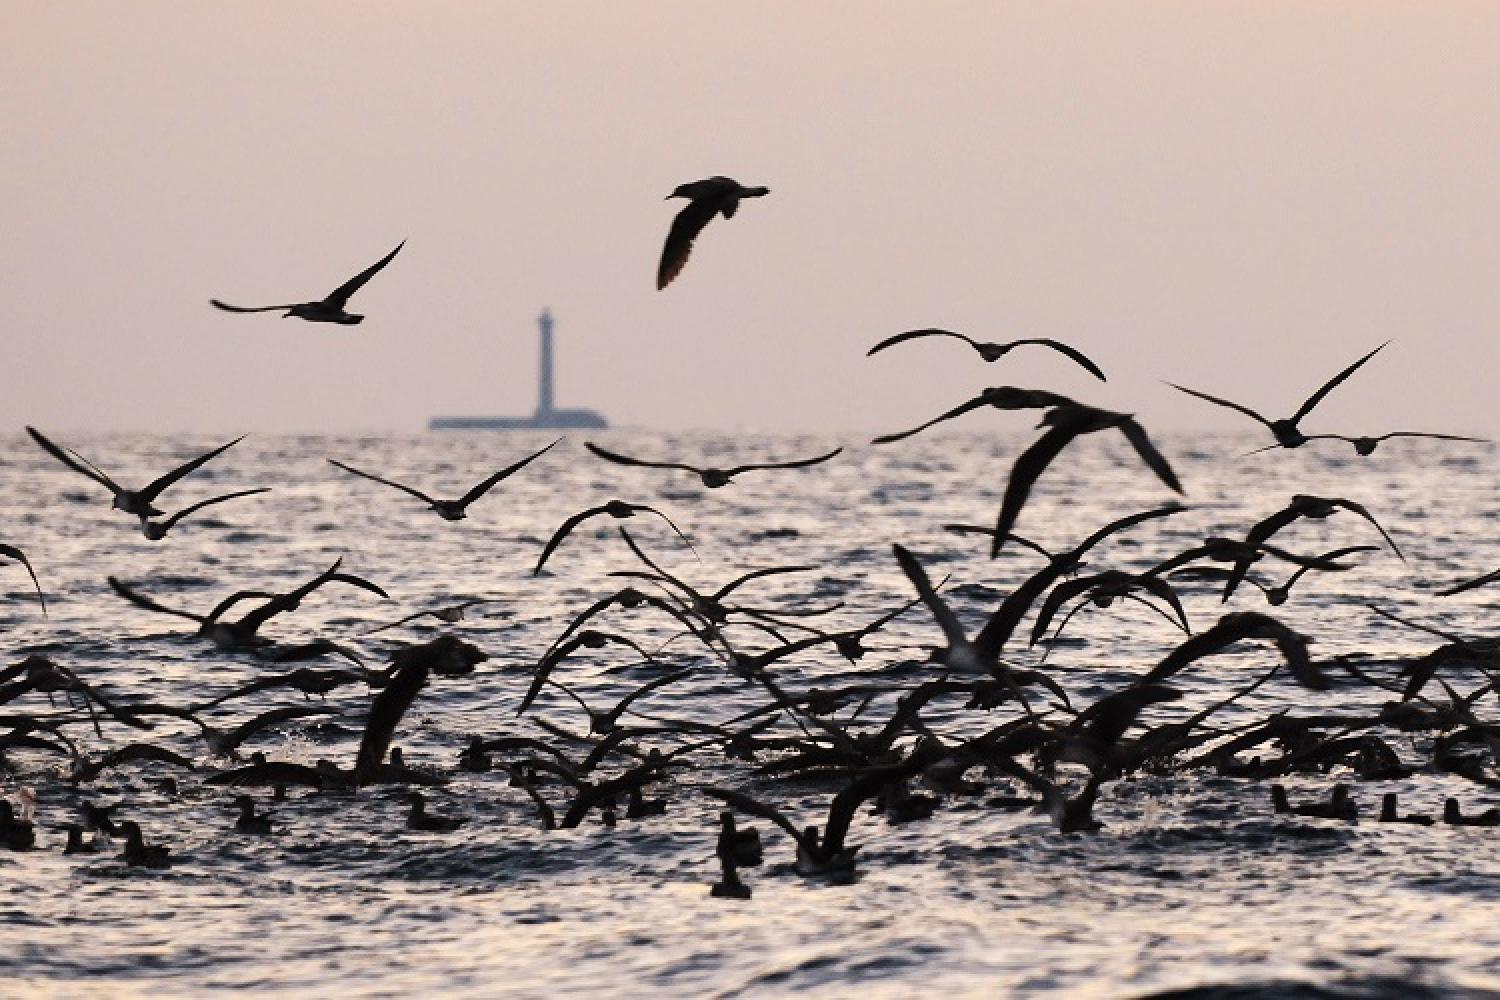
[1147,612,1327,691]
[1213,495,1403,602]
[657,176,768,289]
[872,386,1075,445]
[1167,341,1388,450]
[1435,566,1500,597]
[1378,793,1433,826]
[405,791,462,833]
[1169,544,1378,607]
[62,823,99,855]
[990,403,1182,556]
[327,439,559,521]
[231,795,275,835]
[533,500,695,575]
[140,488,271,541]
[716,811,763,867]
[0,799,36,850]
[866,329,1106,380]
[0,544,47,615]
[1443,798,1500,827]
[583,442,842,488]
[210,241,404,324]
[1302,431,1489,456]
[116,820,172,867]
[26,426,245,520]
[1269,784,1358,821]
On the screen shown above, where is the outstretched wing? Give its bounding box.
[26,426,119,494]
[992,423,1077,555]
[533,505,608,575]
[157,488,271,533]
[138,435,246,504]
[1165,383,1271,428]
[866,328,977,357]
[327,459,436,506]
[584,441,695,474]
[458,438,562,508]
[210,300,299,313]
[657,199,719,289]
[324,240,404,308]
[1291,341,1388,423]
[1009,339,1108,381]
[0,544,46,615]
[726,447,843,477]
[1115,418,1183,494]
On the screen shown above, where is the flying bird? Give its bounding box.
[533,500,695,575]
[867,329,1106,381]
[657,176,768,289]
[210,241,404,324]
[585,442,841,488]
[1301,431,1489,456]
[991,404,1183,556]
[27,426,244,520]
[327,439,560,520]
[1167,341,1388,450]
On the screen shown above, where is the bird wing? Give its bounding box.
[1115,418,1183,494]
[0,545,46,615]
[633,505,698,560]
[221,705,340,754]
[1330,498,1404,562]
[362,610,435,635]
[603,668,694,725]
[354,658,430,785]
[533,505,608,575]
[209,300,301,313]
[991,423,1077,555]
[457,438,562,508]
[327,459,436,505]
[1009,339,1108,381]
[157,487,270,533]
[26,426,120,494]
[323,240,404,308]
[107,576,204,624]
[712,564,815,602]
[657,198,720,289]
[1280,545,1378,590]
[583,441,696,474]
[1435,567,1500,597]
[725,447,843,478]
[1165,383,1271,428]
[1074,505,1188,561]
[1028,575,1108,647]
[871,393,1001,444]
[892,544,968,654]
[865,328,977,357]
[1291,341,1388,423]
[138,435,246,504]
[702,786,813,851]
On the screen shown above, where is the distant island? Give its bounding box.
[430,309,608,430]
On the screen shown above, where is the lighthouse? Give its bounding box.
[429,310,609,430]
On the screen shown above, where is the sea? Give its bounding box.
[2,428,1499,998]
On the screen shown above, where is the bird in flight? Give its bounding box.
[584,442,841,488]
[210,241,404,324]
[867,329,1107,381]
[1167,341,1388,450]
[327,439,560,521]
[0,544,46,616]
[533,500,694,575]
[657,177,768,289]
[1300,430,1488,456]
[27,426,244,520]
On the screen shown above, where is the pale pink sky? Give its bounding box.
[3,2,1497,434]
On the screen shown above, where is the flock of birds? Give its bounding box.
[6,177,1500,905]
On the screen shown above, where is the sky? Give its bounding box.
[3,2,1498,435]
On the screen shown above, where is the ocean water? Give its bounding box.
[2,427,1500,998]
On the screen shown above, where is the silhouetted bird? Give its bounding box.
[657,177,768,289]
[27,426,244,519]
[867,329,1106,380]
[232,795,275,835]
[1269,784,1357,821]
[584,442,841,488]
[1303,431,1488,456]
[117,820,171,867]
[533,500,694,575]
[1443,798,1500,827]
[406,791,465,832]
[327,439,559,521]
[1378,793,1432,826]
[1168,341,1387,450]
[991,404,1182,555]
[211,241,404,324]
